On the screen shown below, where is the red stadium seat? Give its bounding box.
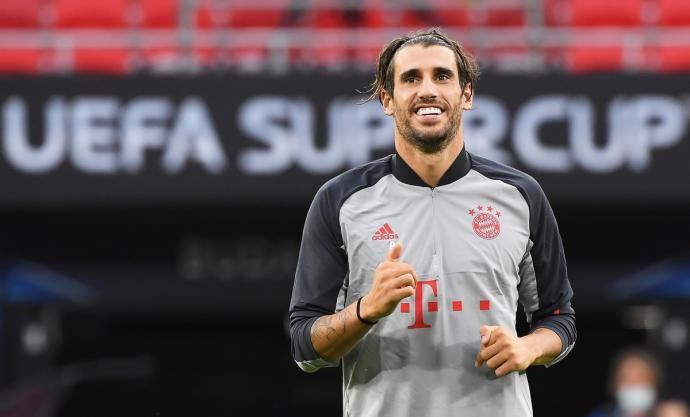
[0,0,44,28]
[141,45,247,71]
[484,7,525,26]
[360,0,403,27]
[196,0,287,28]
[73,48,130,74]
[197,9,285,28]
[656,47,690,73]
[399,8,442,27]
[564,46,623,73]
[360,8,386,27]
[0,49,42,74]
[228,9,285,27]
[543,0,563,26]
[139,0,179,27]
[656,0,690,26]
[542,46,565,68]
[353,46,381,67]
[427,0,470,27]
[195,4,217,27]
[437,10,470,27]
[360,8,442,28]
[306,10,349,28]
[308,0,380,27]
[54,0,130,28]
[546,0,643,26]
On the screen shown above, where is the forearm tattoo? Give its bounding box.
[312,308,350,342]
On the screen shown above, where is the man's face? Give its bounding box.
[614,357,658,414]
[616,357,656,388]
[382,44,473,154]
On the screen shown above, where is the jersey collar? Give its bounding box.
[392,146,472,188]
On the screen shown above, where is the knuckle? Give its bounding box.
[378,269,392,280]
[401,263,415,273]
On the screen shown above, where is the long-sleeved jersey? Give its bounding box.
[289,147,576,417]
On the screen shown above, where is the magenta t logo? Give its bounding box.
[399,279,491,329]
[400,279,438,329]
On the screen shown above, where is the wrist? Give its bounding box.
[521,333,543,364]
[357,296,378,325]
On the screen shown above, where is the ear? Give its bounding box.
[461,83,473,110]
[381,89,394,116]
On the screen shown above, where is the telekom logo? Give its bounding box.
[400,279,491,329]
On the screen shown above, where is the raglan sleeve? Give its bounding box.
[288,183,349,373]
[517,178,577,367]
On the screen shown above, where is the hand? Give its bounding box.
[474,325,539,377]
[360,242,417,322]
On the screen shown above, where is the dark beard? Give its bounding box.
[396,109,461,154]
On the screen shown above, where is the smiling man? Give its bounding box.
[289,28,576,417]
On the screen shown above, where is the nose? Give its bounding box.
[417,76,438,100]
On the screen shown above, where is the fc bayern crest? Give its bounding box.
[468,204,502,240]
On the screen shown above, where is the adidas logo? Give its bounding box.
[372,223,399,241]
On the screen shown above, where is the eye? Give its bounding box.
[404,76,417,83]
[438,73,450,81]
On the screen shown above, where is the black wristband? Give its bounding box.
[356,296,378,325]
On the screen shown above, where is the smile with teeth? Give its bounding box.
[416,107,442,116]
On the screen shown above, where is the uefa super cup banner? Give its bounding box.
[0,74,689,207]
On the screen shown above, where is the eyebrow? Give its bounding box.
[434,67,455,77]
[399,68,420,80]
[399,66,456,80]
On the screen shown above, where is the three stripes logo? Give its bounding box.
[372,223,399,240]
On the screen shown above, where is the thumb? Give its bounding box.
[387,241,403,262]
[479,325,497,346]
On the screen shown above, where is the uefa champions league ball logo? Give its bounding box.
[468,204,501,240]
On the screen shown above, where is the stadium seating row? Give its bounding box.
[2,45,690,75]
[0,0,178,28]
[0,0,689,74]
[545,0,690,27]
[1,0,689,29]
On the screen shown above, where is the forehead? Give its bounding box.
[393,44,457,77]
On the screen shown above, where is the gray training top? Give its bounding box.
[289,147,576,417]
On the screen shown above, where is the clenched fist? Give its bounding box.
[475,325,540,377]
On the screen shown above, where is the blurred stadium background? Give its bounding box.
[0,0,689,416]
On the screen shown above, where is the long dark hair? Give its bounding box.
[365,28,480,103]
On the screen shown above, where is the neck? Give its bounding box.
[394,130,464,188]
